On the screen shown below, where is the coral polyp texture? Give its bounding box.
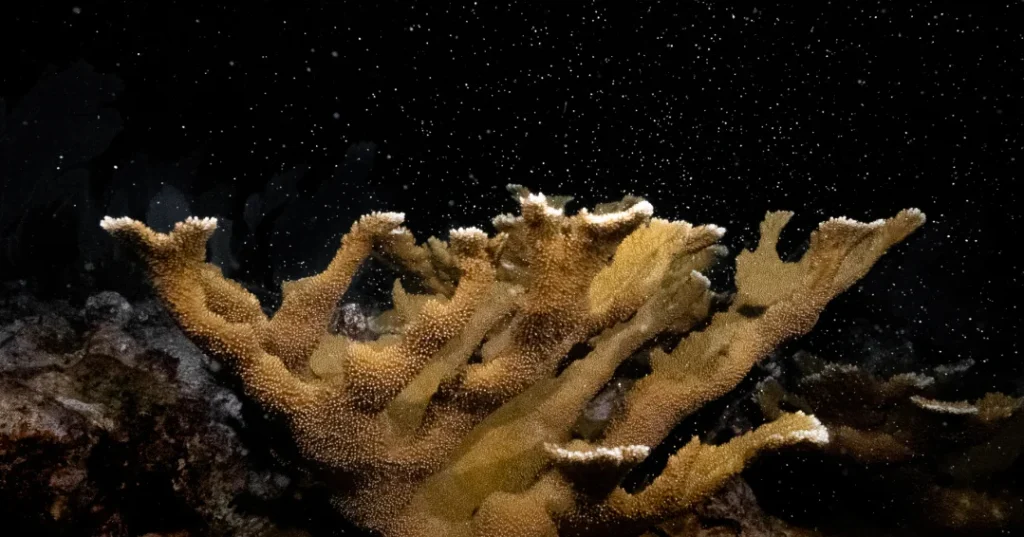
[100,186,925,537]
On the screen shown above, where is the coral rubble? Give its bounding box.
[0,282,303,537]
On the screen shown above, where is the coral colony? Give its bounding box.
[101,186,925,536]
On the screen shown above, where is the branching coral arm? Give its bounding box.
[597,412,828,528]
[584,219,725,330]
[603,208,926,449]
[433,192,657,415]
[100,216,319,412]
[342,228,498,412]
[263,211,406,373]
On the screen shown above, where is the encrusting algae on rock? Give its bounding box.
[101,185,925,537]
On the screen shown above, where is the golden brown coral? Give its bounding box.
[101,186,924,536]
[756,354,1024,532]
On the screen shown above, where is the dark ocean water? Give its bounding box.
[1,3,1020,536]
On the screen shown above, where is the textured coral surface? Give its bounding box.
[101,187,924,536]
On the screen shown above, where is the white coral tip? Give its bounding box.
[522,192,548,205]
[520,192,564,216]
[374,211,406,224]
[492,213,521,227]
[904,207,927,223]
[792,412,830,444]
[910,395,978,415]
[705,224,727,238]
[184,216,218,230]
[582,200,653,226]
[99,216,137,231]
[545,443,651,464]
[450,226,487,240]
[632,200,654,217]
[689,270,712,287]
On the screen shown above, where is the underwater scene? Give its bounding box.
[1,3,1020,537]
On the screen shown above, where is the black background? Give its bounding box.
[2,2,1020,394]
